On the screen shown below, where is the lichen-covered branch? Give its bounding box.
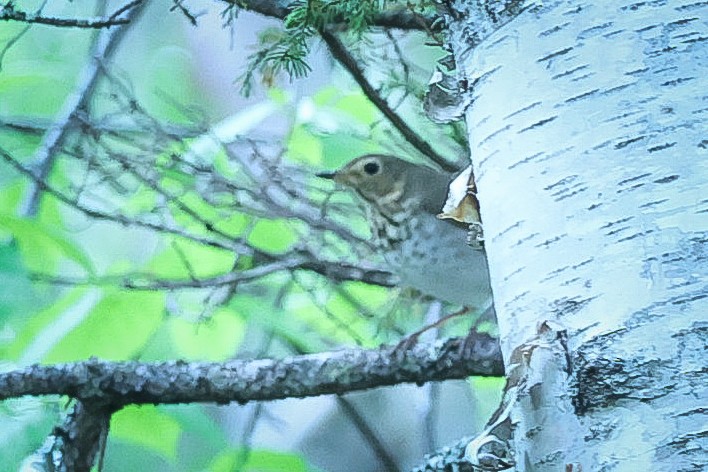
[39,401,112,472]
[0,335,503,405]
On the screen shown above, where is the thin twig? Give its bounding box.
[0,1,144,28]
[0,145,243,252]
[291,271,367,346]
[0,10,128,28]
[109,0,145,20]
[0,0,48,72]
[98,144,244,243]
[320,28,459,173]
[31,256,309,289]
[169,0,199,25]
[233,332,275,472]
[4,142,399,288]
[231,145,370,247]
[421,301,443,452]
[20,0,148,216]
[337,397,401,472]
[0,116,204,138]
[30,256,397,290]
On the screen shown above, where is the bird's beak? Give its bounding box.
[316,171,337,180]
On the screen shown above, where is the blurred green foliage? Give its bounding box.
[0,1,497,471]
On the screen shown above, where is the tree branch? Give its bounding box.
[0,145,246,252]
[43,401,112,472]
[220,0,440,31]
[337,396,401,472]
[0,336,503,404]
[0,1,143,28]
[2,146,399,288]
[228,145,370,247]
[30,257,398,289]
[319,28,459,173]
[0,116,204,138]
[20,0,148,216]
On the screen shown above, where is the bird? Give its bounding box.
[317,154,493,313]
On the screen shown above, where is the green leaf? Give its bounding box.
[144,46,199,123]
[335,92,378,124]
[247,219,299,254]
[0,74,69,116]
[267,87,290,105]
[209,448,310,472]
[43,290,164,362]
[2,287,87,362]
[168,307,245,361]
[339,281,390,311]
[311,86,339,106]
[286,280,373,347]
[319,130,379,169]
[287,126,324,165]
[166,405,228,453]
[0,242,38,323]
[0,213,95,275]
[0,133,42,168]
[468,376,505,422]
[122,185,159,216]
[169,191,221,230]
[148,238,235,279]
[111,405,181,460]
[230,294,327,353]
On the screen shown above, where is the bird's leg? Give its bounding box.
[394,306,471,353]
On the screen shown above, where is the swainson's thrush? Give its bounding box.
[318,154,492,311]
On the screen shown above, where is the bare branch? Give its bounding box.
[226,145,371,246]
[0,145,244,252]
[97,145,247,243]
[31,255,307,289]
[0,335,503,404]
[170,0,200,25]
[108,0,145,21]
[0,1,144,28]
[3,145,400,288]
[301,260,398,286]
[337,397,401,472]
[0,116,204,138]
[320,29,460,173]
[20,0,148,216]
[0,0,49,72]
[31,257,397,289]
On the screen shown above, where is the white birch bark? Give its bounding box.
[434,0,707,470]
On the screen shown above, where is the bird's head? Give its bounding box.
[317,154,450,216]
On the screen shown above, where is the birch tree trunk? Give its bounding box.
[437,0,707,470]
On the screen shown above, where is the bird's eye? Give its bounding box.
[363,161,380,175]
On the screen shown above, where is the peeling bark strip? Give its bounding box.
[429,0,707,470]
